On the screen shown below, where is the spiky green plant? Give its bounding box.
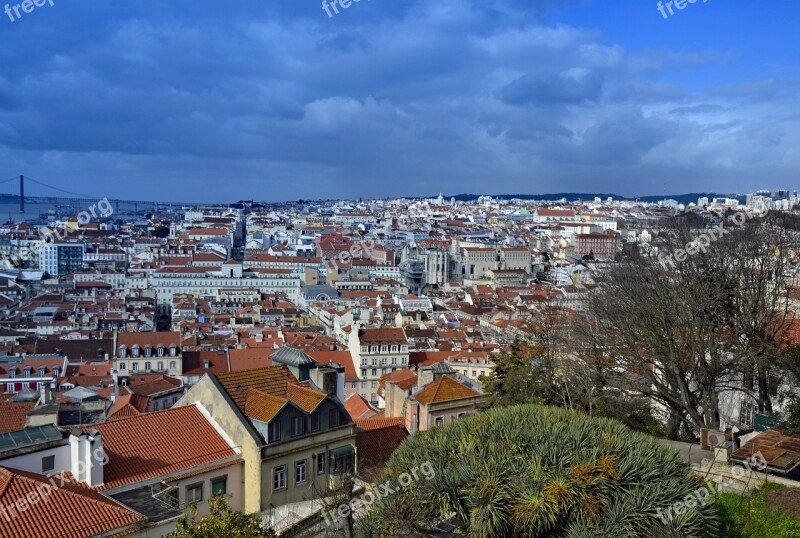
[358,404,719,537]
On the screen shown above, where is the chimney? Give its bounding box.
[69,429,104,487]
[417,366,434,389]
[39,382,56,405]
[111,369,119,403]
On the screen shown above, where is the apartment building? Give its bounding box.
[176,364,356,517]
[348,326,409,406]
[39,242,85,276]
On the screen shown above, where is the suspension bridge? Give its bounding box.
[0,175,213,215]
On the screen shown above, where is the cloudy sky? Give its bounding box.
[0,0,798,202]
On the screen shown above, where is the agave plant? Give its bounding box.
[357,404,719,537]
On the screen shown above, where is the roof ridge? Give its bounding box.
[92,402,192,427]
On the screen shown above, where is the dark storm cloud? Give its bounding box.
[0,0,797,201]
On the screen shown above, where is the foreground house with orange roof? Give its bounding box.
[0,402,241,536]
[175,364,357,522]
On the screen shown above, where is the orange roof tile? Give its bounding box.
[0,400,35,434]
[216,366,296,414]
[0,467,142,538]
[93,404,237,490]
[414,376,481,405]
[344,394,379,421]
[286,384,327,413]
[244,389,288,423]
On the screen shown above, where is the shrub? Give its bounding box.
[359,404,719,537]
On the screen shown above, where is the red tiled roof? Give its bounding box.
[344,394,379,421]
[244,389,288,423]
[228,348,274,372]
[107,389,151,420]
[286,384,327,413]
[355,416,404,431]
[0,467,142,538]
[0,400,35,434]
[355,419,408,474]
[414,376,481,405]
[216,366,297,414]
[116,332,180,349]
[93,404,237,490]
[378,369,418,398]
[359,327,407,344]
[305,350,355,381]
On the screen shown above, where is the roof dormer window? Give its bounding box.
[118,345,127,358]
[132,345,140,358]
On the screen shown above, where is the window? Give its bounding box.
[131,363,138,373]
[371,369,377,376]
[361,369,366,378]
[295,459,307,484]
[317,453,325,475]
[435,417,444,427]
[187,483,203,503]
[211,477,227,496]
[361,346,368,353]
[270,421,282,442]
[41,455,55,473]
[350,382,357,389]
[273,466,287,490]
[740,400,756,427]
[311,412,320,432]
[381,358,387,366]
[329,409,340,428]
[381,345,388,352]
[361,358,367,366]
[292,416,304,437]
[371,380,377,388]
[145,362,151,372]
[170,361,177,370]
[391,345,398,352]
[391,357,397,365]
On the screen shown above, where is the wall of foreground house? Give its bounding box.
[175,376,264,514]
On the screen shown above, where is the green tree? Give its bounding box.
[168,495,276,538]
[359,404,720,537]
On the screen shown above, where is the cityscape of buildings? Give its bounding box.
[0,187,794,536]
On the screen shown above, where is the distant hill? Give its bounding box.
[442,192,746,206]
